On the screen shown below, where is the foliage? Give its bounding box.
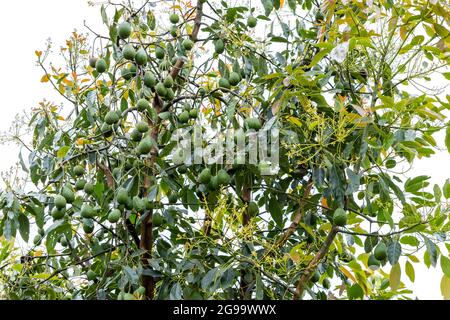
[1,0,450,300]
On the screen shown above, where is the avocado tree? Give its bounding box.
[1,0,450,300]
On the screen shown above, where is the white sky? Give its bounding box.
[0,0,448,300]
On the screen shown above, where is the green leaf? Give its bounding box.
[441,256,450,278]
[169,282,182,300]
[101,5,108,26]
[424,237,439,267]
[445,124,450,153]
[268,196,283,227]
[387,241,402,265]
[444,179,450,199]
[347,283,364,300]
[255,273,264,300]
[309,48,331,67]
[147,11,156,30]
[18,214,30,242]
[434,184,442,202]
[390,263,401,291]
[404,175,430,193]
[261,0,274,16]
[441,275,450,300]
[405,260,415,282]
[400,236,419,247]
[201,267,219,291]
[57,146,70,159]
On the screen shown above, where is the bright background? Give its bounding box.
[0,1,448,299]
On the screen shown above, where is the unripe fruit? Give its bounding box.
[214,39,225,54]
[129,64,137,76]
[170,26,178,38]
[229,72,241,86]
[136,121,149,133]
[135,48,148,66]
[81,204,95,219]
[73,165,84,176]
[169,13,179,24]
[152,213,163,226]
[133,196,146,212]
[130,129,143,142]
[182,39,194,51]
[75,179,87,191]
[168,193,178,204]
[137,99,150,112]
[117,188,129,205]
[248,201,259,216]
[108,209,121,223]
[165,88,175,101]
[164,75,174,88]
[310,270,320,283]
[333,208,347,227]
[155,46,165,59]
[82,218,95,234]
[209,176,220,191]
[199,168,212,184]
[189,109,198,119]
[247,16,257,28]
[33,234,42,245]
[245,117,261,130]
[178,111,190,124]
[51,207,65,220]
[374,242,387,261]
[38,228,45,237]
[54,195,67,210]
[155,82,168,97]
[118,22,132,39]
[84,182,94,195]
[87,270,96,281]
[122,44,136,60]
[368,254,380,269]
[144,73,156,88]
[216,169,230,185]
[95,59,107,73]
[322,278,331,289]
[89,57,97,68]
[198,87,206,96]
[218,78,230,90]
[105,111,120,125]
[137,137,153,155]
[122,67,133,80]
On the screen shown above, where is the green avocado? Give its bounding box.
[333,208,347,227]
[105,111,120,125]
[95,59,107,73]
[137,99,150,112]
[108,209,121,223]
[116,188,129,205]
[118,22,132,39]
[122,44,136,60]
[144,72,156,88]
[135,48,148,66]
[199,168,212,184]
[81,204,95,218]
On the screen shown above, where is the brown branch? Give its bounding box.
[275,179,313,247]
[169,1,204,80]
[293,226,339,300]
[239,185,251,299]
[139,0,205,300]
